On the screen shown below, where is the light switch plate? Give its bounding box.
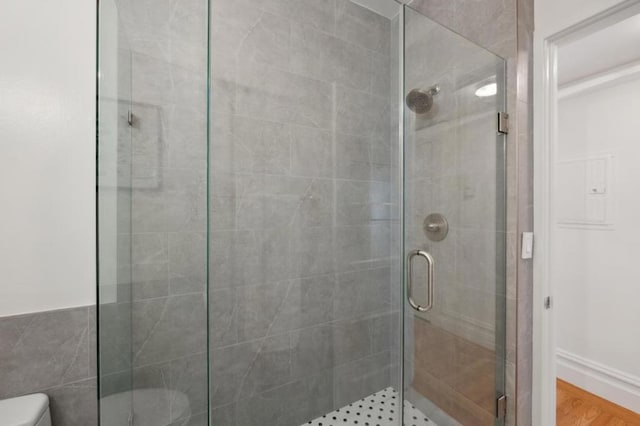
[521,232,534,259]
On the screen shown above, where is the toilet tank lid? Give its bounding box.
[0,393,49,425]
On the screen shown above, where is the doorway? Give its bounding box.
[534,1,640,424]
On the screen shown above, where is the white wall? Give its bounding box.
[552,73,640,412]
[535,0,624,36]
[0,0,96,316]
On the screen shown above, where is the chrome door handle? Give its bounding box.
[407,249,434,312]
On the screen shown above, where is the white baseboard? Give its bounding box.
[556,349,640,414]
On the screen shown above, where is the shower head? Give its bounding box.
[406,85,440,114]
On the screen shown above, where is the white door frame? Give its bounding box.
[532,1,640,425]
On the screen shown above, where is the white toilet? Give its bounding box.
[0,393,52,426]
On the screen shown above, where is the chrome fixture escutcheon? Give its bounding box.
[423,213,448,242]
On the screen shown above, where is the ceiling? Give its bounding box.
[558,13,640,85]
[350,0,400,19]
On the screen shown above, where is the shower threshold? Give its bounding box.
[302,387,434,426]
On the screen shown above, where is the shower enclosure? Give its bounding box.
[97,0,507,425]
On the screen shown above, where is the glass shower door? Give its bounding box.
[402,6,507,426]
[97,0,210,423]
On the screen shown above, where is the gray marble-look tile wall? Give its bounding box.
[406,0,534,424]
[209,0,399,425]
[0,307,98,426]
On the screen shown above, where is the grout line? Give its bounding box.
[210,311,401,353]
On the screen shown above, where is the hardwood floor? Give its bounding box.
[557,379,640,425]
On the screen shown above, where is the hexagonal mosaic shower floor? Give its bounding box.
[302,387,434,426]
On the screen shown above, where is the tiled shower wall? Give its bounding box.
[209,1,399,425]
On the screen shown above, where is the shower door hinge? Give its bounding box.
[496,394,507,420]
[498,112,509,134]
[127,110,134,127]
[545,296,552,309]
